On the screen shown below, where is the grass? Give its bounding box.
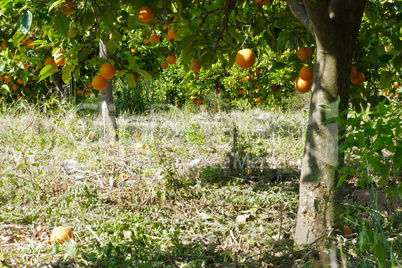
[0,101,400,267]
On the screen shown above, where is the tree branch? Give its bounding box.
[284,0,314,34]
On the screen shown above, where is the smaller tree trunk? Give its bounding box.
[53,72,67,100]
[99,39,117,143]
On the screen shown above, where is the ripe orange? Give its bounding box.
[4,74,11,83]
[139,6,154,22]
[17,78,23,84]
[26,39,34,49]
[384,45,392,53]
[133,75,140,82]
[150,33,160,43]
[190,60,202,72]
[54,50,66,66]
[0,75,2,82]
[130,48,136,54]
[297,47,312,60]
[299,66,313,81]
[393,81,399,88]
[243,76,249,82]
[161,62,168,69]
[167,55,176,65]
[295,76,312,93]
[350,66,357,80]
[12,84,18,90]
[77,90,82,94]
[216,90,220,94]
[92,75,107,90]
[88,83,92,89]
[165,26,177,39]
[49,226,74,244]
[351,70,364,85]
[226,99,230,103]
[22,61,29,69]
[100,62,115,79]
[61,0,74,15]
[45,57,57,69]
[85,91,90,96]
[236,48,256,69]
[1,40,6,50]
[255,0,270,5]
[143,39,148,45]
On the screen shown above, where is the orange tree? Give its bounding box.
[0,0,401,256]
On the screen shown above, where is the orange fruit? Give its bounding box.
[167,55,176,65]
[45,57,57,69]
[1,40,6,50]
[161,62,168,69]
[4,74,11,83]
[143,39,148,45]
[243,76,249,82]
[139,6,154,22]
[12,84,18,90]
[49,226,74,244]
[100,62,115,79]
[17,78,23,84]
[85,91,90,96]
[351,70,364,85]
[92,75,107,90]
[295,76,312,93]
[384,45,392,53]
[26,39,34,49]
[150,33,160,43]
[61,0,74,15]
[393,81,399,88]
[165,26,177,39]
[216,90,220,94]
[236,48,256,69]
[54,50,66,66]
[299,66,313,81]
[343,226,352,236]
[350,66,357,80]
[88,83,92,88]
[130,48,136,54]
[190,60,202,72]
[77,90,82,94]
[297,47,312,60]
[226,99,230,103]
[22,61,29,69]
[255,0,270,5]
[133,75,140,82]
[0,75,2,82]
[17,94,23,99]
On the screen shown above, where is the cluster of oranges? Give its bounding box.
[161,55,177,70]
[295,47,313,93]
[92,62,116,91]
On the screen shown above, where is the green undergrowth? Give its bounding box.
[0,102,400,267]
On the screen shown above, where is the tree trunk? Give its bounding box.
[99,39,117,143]
[53,72,67,100]
[291,0,366,245]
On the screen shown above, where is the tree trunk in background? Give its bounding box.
[53,72,67,100]
[289,0,367,245]
[99,39,117,143]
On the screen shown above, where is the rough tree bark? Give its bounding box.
[99,39,117,143]
[284,0,367,245]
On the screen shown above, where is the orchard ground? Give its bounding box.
[0,93,400,267]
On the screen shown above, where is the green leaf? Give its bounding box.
[126,73,136,88]
[136,69,152,81]
[62,65,74,84]
[106,39,118,55]
[172,0,182,15]
[127,8,139,29]
[270,62,287,70]
[379,71,393,90]
[116,70,128,78]
[176,35,194,51]
[54,12,69,36]
[378,54,394,63]
[228,28,245,43]
[38,65,59,82]
[74,69,80,80]
[20,11,33,34]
